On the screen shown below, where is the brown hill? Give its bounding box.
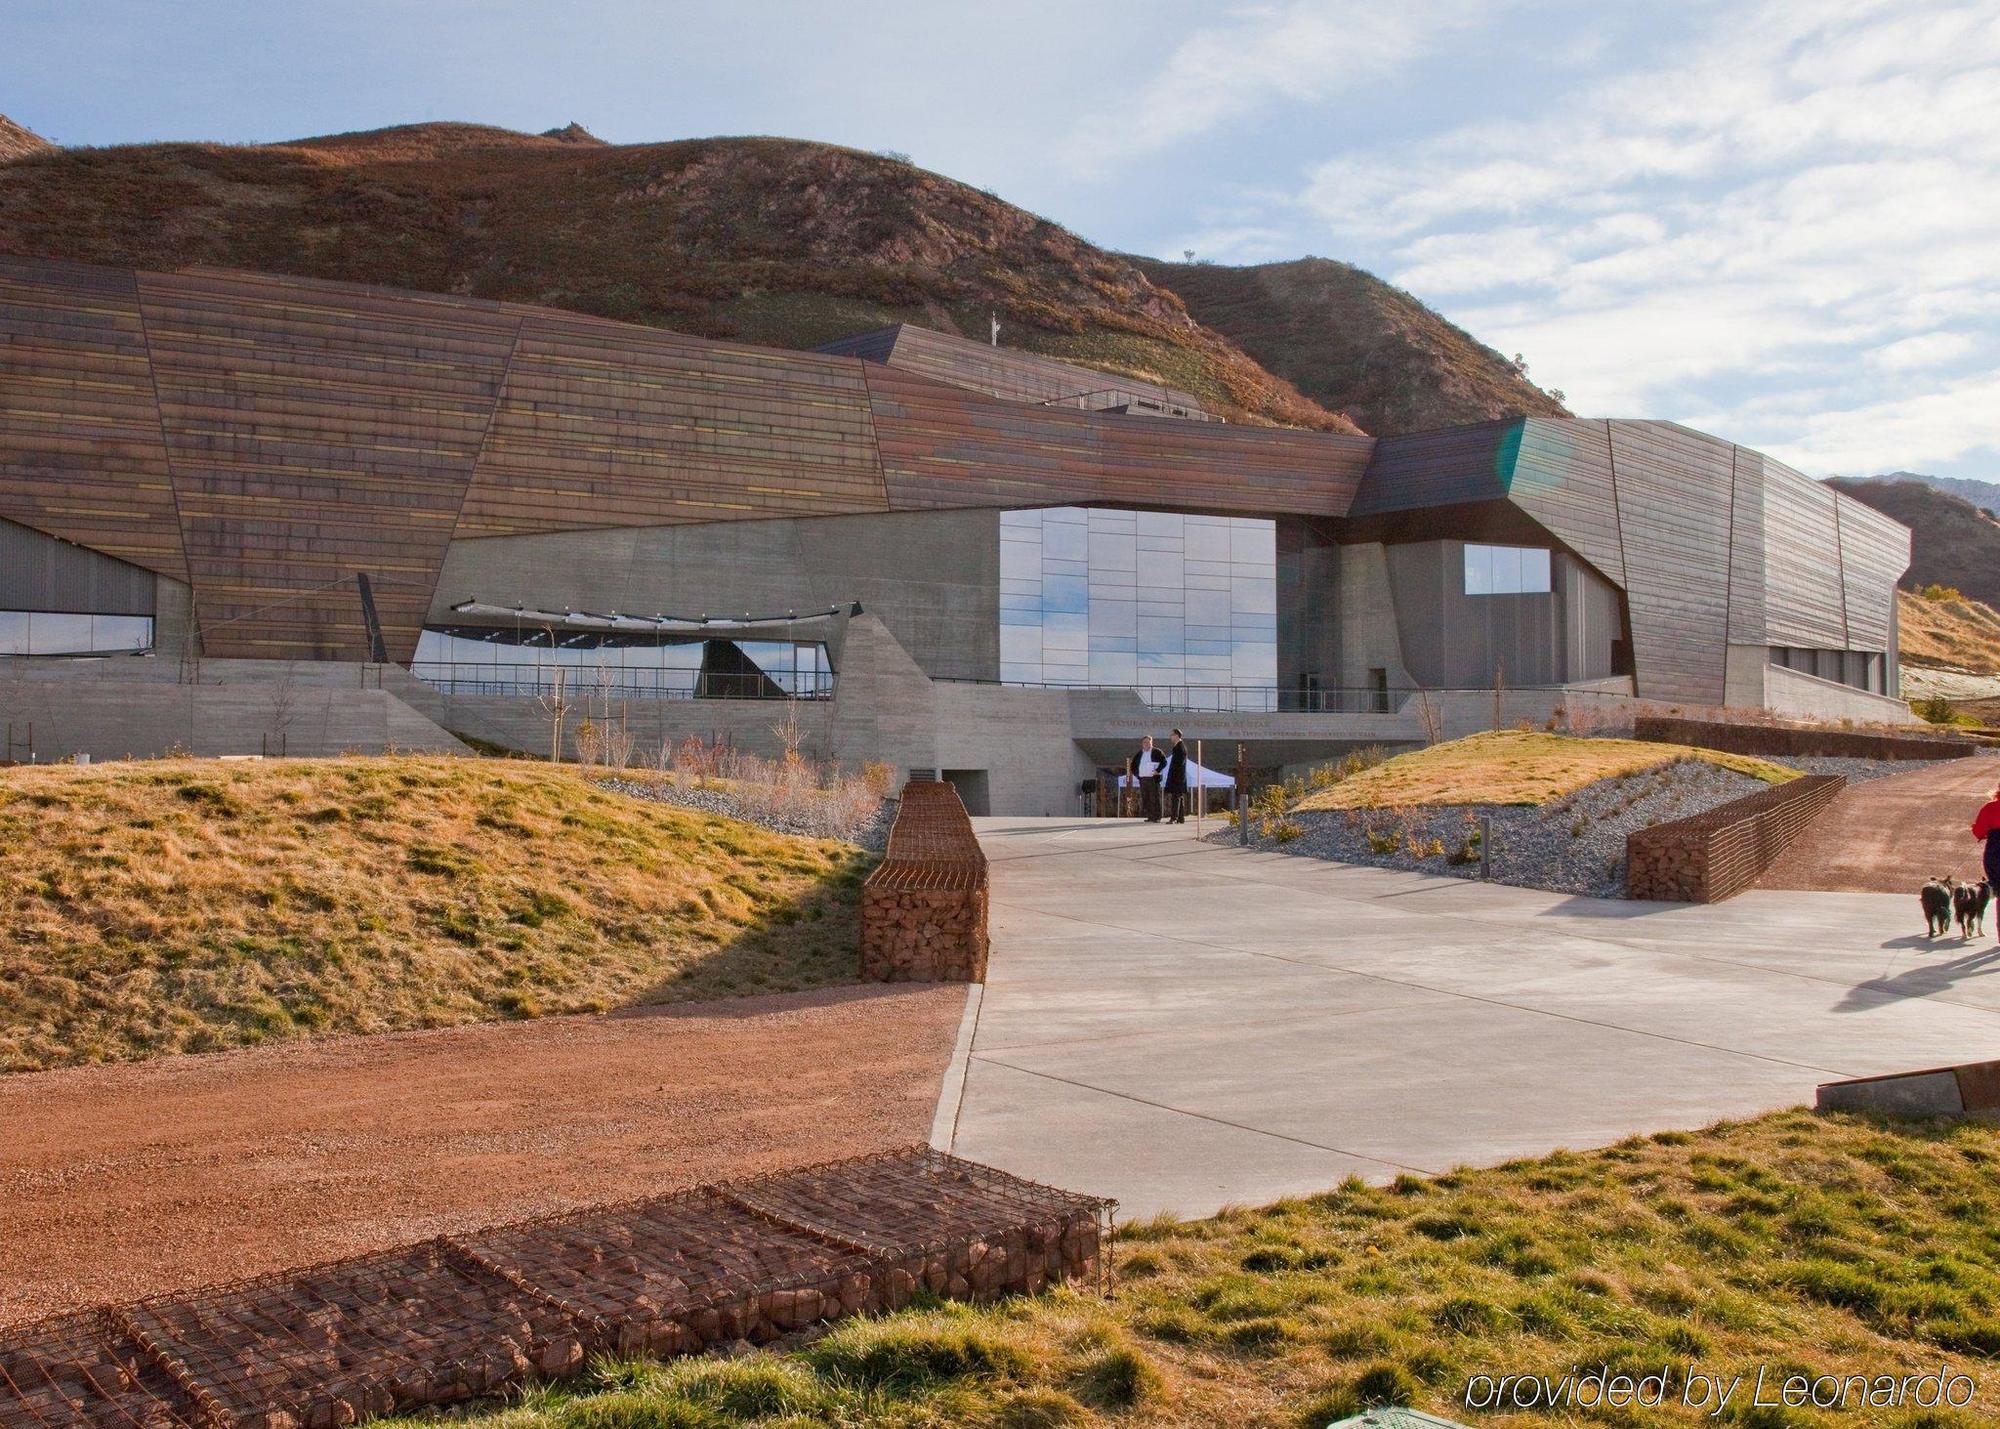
[1131,255,1570,435]
[1897,587,2000,673]
[0,122,1353,432]
[1828,477,2000,611]
[0,113,50,163]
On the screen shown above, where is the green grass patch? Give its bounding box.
[412,1110,2000,1427]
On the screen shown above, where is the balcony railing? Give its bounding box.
[411,661,834,701]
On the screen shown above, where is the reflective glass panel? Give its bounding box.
[1464,544,1552,595]
[994,509,1277,703]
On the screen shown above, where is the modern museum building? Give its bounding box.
[0,257,1912,813]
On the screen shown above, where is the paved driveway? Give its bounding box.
[938,818,2000,1219]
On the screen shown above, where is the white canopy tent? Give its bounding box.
[1116,759,1234,790]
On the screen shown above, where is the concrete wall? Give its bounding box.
[430,509,1002,683]
[1383,541,1621,690]
[1761,662,1920,724]
[1335,543,1416,694]
[0,657,466,762]
[0,516,156,614]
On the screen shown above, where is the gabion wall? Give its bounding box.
[0,1148,1111,1429]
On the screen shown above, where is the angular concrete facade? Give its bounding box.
[0,257,1912,810]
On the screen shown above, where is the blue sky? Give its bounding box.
[8,0,1997,479]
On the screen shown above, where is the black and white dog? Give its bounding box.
[1956,879,1992,940]
[1922,875,1956,938]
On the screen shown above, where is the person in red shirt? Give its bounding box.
[1971,786,2000,891]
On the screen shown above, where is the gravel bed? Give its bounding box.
[600,777,894,849]
[1768,754,1952,784]
[1217,759,1777,899]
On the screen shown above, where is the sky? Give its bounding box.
[7,0,1997,480]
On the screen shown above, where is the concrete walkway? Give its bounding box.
[938,817,2000,1219]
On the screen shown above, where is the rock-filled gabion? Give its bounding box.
[1634,715,1973,762]
[1626,773,1846,902]
[0,1149,1111,1429]
[860,782,989,982]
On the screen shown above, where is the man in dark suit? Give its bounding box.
[1129,734,1166,822]
[1164,728,1190,824]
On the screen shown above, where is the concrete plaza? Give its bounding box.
[937,817,2000,1219]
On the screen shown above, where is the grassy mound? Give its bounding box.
[423,1110,2000,1428]
[0,757,872,1073]
[1298,731,1795,811]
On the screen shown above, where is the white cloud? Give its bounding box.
[1867,332,1978,372]
[1275,0,2000,472]
[1764,370,2000,475]
[1066,0,1489,172]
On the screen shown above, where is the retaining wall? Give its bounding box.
[860,781,989,982]
[1635,715,1974,761]
[0,1148,1110,1429]
[1626,773,1846,902]
[1818,1059,2000,1119]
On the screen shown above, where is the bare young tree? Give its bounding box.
[1413,687,1444,746]
[267,661,300,757]
[536,664,571,762]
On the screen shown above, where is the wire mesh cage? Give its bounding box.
[0,1148,1113,1429]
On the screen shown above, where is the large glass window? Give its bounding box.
[1463,543,1551,596]
[412,627,831,699]
[0,611,154,656]
[999,508,1277,709]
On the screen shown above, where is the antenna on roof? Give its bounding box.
[989,312,1000,348]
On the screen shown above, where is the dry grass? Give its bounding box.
[424,1110,2000,1427]
[1295,730,1795,811]
[0,756,873,1073]
[1131,255,1570,436]
[1898,587,2000,674]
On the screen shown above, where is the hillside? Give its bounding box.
[1878,469,2000,515]
[1897,586,2000,672]
[1829,476,2000,610]
[0,113,49,162]
[0,123,1354,432]
[1131,254,1571,435]
[0,756,871,1072]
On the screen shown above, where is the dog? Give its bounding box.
[1957,879,1992,939]
[1922,875,1956,938]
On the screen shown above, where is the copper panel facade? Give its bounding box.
[0,259,186,580]
[865,364,1369,518]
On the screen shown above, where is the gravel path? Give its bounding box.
[0,985,964,1325]
[1220,755,1950,899]
[1758,754,2000,893]
[599,776,894,849]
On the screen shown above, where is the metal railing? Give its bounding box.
[410,661,835,701]
[937,679,1415,713]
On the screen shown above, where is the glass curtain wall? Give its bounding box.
[999,508,1278,710]
[412,628,832,699]
[0,611,154,655]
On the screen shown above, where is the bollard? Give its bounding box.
[1478,812,1491,880]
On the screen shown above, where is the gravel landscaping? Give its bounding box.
[601,775,894,849]
[1221,754,1944,898]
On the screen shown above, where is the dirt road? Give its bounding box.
[0,984,964,1325]
[1757,757,2000,893]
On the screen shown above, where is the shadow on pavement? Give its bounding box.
[1836,946,2000,1012]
